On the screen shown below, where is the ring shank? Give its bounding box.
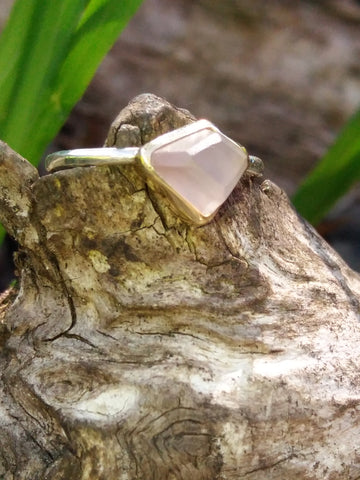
[46,147,264,176]
[46,147,139,172]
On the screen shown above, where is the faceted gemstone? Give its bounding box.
[150,127,248,218]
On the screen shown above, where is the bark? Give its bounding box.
[1,93,360,479]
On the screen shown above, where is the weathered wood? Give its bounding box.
[0,142,38,243]
[1,94,360,479]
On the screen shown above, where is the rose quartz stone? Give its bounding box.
[150,128,248,217]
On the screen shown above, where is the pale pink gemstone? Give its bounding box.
[150,128,248,217]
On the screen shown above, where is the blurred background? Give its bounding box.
[1,0,360,290]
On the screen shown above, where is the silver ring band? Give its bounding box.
[45,147,139,171]
[46,148,263,177]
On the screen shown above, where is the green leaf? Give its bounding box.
[292,108,360,225]
[0,0,143,248]
[0,0,143,165]
[0,0,88,153]
[0,225,5,245]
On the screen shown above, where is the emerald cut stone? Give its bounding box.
[150,127,248,218]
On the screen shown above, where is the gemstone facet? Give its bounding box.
[149,124,248,221]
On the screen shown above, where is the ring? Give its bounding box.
[46,120,263,225]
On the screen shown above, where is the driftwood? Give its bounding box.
[1,94,360,479]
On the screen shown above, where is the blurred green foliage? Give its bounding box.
[293,108,360,224]
[0,0,143,244]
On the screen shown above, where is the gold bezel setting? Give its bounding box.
[137,120,249,225]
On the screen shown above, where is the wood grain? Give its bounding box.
[1,94,360,479]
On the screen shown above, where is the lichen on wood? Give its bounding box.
[1,94,360,479]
